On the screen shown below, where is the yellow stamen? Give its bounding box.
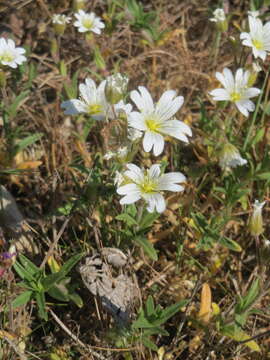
[87,103,102,115]
[82,18,93,29]
[252,39,263,50]
[230,92,241,102]
[145,117,161,132]
[0,52,14,63]
[139,177,157,194]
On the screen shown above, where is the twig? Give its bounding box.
[49,309,107,360]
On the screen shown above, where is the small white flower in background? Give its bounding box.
[128,86,192,156]
[113,100,132,118]
[105,73,129,104]
[209,67,261,117]
[210,8,226,23]
[0,38,26,69]
[218,143,247,170]
[114,171,124,187]
[128,128,142,142]
[61,78,108,120]
[104,147,128,161]
[74,10,105,34]
[117,163,186,213]
[240,15,270,61]
[52,14,71,25]
[249,199,266,236]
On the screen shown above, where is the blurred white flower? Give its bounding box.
[114,171,124,187]
[209,67,261,117]
[128,128,142,141]
[105,73,129,104]
[218,143,247,170]
[0,38,26,68]
[240,15,270,61]
[117,163,186,213]
[74,10,105,34]
[210,8,226,23]
[104,147,128,161]
[128,87,192,156]
[52,14,71,25]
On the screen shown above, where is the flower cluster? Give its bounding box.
[61,73,191,213]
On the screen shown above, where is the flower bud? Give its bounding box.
[52,14,71,36]
[73,0,85,11]
[210,8,228,32]
[249,200,265,237]
[105,73,129,105]
[247,62,262,86]
[218,143,247,170]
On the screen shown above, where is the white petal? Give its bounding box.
[148,164,161,179]
[158,172,186,191]
[130,86,154,113]
[235,102,249,117]
[128,112,147,131]
[143,131,155,153]
[155,91,184,121]
[124,163,144,182]
[209,88,230,101]
[237,99,255,112]
[120,192,141,205]
[146,194,166,213]
[244,87,261,98]
[160,120,191,142]
[153,133,165,156]
[117,183,139,195]
[61,100,86,115]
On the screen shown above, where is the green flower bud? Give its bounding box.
[73,0,85,11]
[52,14,71,36]
[218,143,247,170]
[105,73,129,104]
[249,200,265,237]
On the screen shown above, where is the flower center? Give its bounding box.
[0,51,15,63]
[145,117,161,132]
[230,91,241,102]
[87,103,102,115]
[82,17,93,30]
[252,39,263,50]
[139,177,157,194]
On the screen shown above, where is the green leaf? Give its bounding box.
[18,254,40,275]
[35,291,48,321]
[146,296,155,317]
[94,46,106,70]
[142,336,158,351]
[138,211,159,230]
[12,133,43,157]
[221,324,261,352]
[48,284,70,302]
[236,278,260,314]
[7,91,29,119]
[256,172,270,180]
[69,292,84,308]
[12,290,32,308]
[250,127,265,146]
[13,260,37,282]
[218,236,242,252]
[133,236,158,261]
[116,213,138,226]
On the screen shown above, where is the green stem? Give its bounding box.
[243,67,270,151]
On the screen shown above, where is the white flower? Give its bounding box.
[218,143,247,170]
[104,146,128,160]
[117,163,186,213]
[128,87,192,156]
[0,38,26,69]
[209,67,261,117]
[210,8,226,23]
[52,14,71,24]
[61,78,132,121]
[240,15,270,61]
[105,73,129,104]
[61,78,109,120]
[74,10,105,34]
[128,128,143,141]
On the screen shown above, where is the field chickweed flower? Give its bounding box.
[249,200,266,236]
[61,78,131,120]
[0,38,26,68]
[209,68,261,117]
[210,8,226,22]
[128,87,192,156]
[117,163,186,213]
[52,14,71,25]
[105,73,129,104]
[218,143,247,170]
[74,10,105,34]
[240,15,270,61]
